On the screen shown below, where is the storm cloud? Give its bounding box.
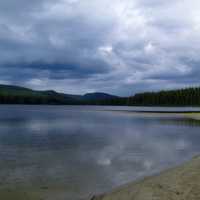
[0,0,200,95]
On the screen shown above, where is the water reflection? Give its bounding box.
[0,106,199,200]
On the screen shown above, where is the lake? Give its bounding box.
[0,105,200,200]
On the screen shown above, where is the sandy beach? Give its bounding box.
[90,155,200,200]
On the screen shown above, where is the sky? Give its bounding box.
[0,0,200,96]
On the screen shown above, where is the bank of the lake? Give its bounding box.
[91,155,200,200]
[184,113,200,120]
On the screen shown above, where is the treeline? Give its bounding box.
[128,87,200,106]
[0,93,80,105]
[82,97,127,106]
[0,84,200,106]
[86,87,200,106]
[0,85,81,105]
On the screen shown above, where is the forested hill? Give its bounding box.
[0,84,200,106]
[83,87,200,106]
[127,87,200,106]
[0,84,118,105]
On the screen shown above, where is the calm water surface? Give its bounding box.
[0,105,200,200]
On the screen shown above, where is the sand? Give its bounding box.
[90,156,200,200]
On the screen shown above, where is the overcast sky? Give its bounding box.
[0,0,200,95]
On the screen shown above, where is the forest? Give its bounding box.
[127,87,200,106]
[88,87,200,106]
[0,84,200,106]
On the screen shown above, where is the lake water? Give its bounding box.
[0,105,200,200]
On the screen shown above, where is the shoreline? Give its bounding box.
[90,156,200,200]
[105,110,200,120]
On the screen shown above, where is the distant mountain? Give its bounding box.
[83,87,200,106]
[82,92,118,101]
[1,84,199,106]
[0,84,119,105]
[0,84,35,93]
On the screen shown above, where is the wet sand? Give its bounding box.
[90,155,200,200]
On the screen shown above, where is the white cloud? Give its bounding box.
[0,0,200,95]
[144,42,156,54]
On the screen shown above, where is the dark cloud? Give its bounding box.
[2,59,111,79]
[0,0,200,95]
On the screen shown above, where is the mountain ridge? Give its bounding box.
[0,84,119,105]
[1,84,200,106]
